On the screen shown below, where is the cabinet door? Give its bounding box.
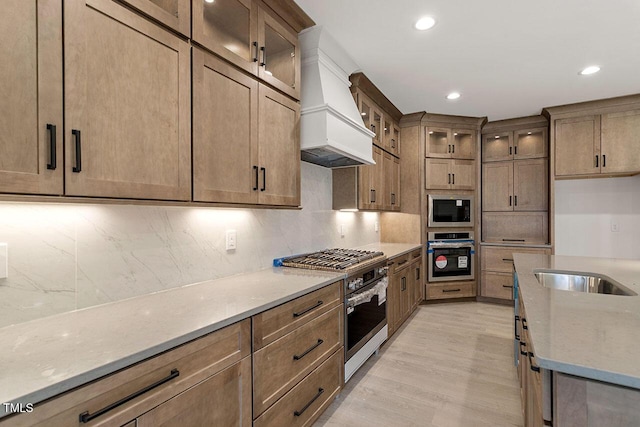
[359,94,374,135]
[482,131,513,162]
[391,156,401,211]
[371,146,385,209]
[426,127,452,158]
[371,108,383,148]
[0,0,63,195]
[137,357,252,427]
[192,0,259,76]
[452,129,476,160]
[514,127,548,159]
[120,0,190,36]
[382,117,393,152]
[513,159,548,211]
[601,109,640,174]
[482,212,548,244]
[358,163,374,210]
[258,84,300,206]
[425,158,451,190]
[390,122,401,156]
[482,162,513,211]
[400,272,411,322]
[65,0,191,200]
[258,6,300,100]
[555,115,600,176]
[451,159,475,190]
[411,258,423,310]
[193,48,259,204]
[382,151,393,210]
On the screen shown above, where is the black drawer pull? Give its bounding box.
[502,258,514,262]
[502,285,514,288]
[294,387,324,417]
[520,341,527,355]
[502,239,525,242]
[72,129,82,173]
[514,315,520,340]
[293,301,323,318]
[442,288,461,293]
[528,351,541,372]
[522,318,528,330]
[79,369,179,423]
[397,259,408,266]
[293,339,323,361]
[46,124,56,170]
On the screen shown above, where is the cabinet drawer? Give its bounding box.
[426,281,475,299]
[482,246,551,272]
[253,281,341,350]
[253,305,343,417]
[1,320,250,427]
[410,249,422,260]
[389,253,411,274]
[481,272,514,300]
[482,212,549,244]
[253,349,343,427]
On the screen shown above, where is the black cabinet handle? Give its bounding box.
[514,195,518,206]
[603,154,606,167]
[293,339,323,361]
[452,174,455,185]
[522,318,528,330]
[72,129,82,173]
[503,239,525,242]
[293,301,323,318]
[391,193,395,205]
[401,277,406,291]
[528,351,540,372]
[514,315,520,340]
[391,138,396,148]
[253,41,259,62]
[520,341,527,356]
[253,166,259,191]
[502,258,514,262]
[79,369,179,423]
[448,144,451,153]
[595,155,599,168]
[514,146,517,155]
[451,144,455,154]
[509,146,512,155]
[370,189,376,203]
[397,259,408,266]
[259,46,266,67]
[442,288,461,293]
[46,124,56,170]
[260,167,266,191]
[448,173,451,184]
[294,388,324,417]
[416,267,420,281]
[502,285,514,288]
[509,195,512,206]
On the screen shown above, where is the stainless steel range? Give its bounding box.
[276,248,388,382]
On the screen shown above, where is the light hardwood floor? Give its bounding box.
[314,302,523,427]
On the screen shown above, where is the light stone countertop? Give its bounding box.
[0,241,421,418]
[514,253,640,389]
[0,267,343,417]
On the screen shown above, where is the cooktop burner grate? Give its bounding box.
[275,248,385,271]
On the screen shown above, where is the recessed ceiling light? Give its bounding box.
[580,65,600,75]
[415,16,436,31]
[446,92,461,100]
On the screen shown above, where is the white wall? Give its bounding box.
[554,175,640,259]
[0,162,380,328]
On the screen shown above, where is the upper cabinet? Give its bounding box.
[545,95,640,179]
[0,0,63,196]
[426,128,476,160]
[120,0,191,36]
[65,0,191,201]
[482,128,547,162]
[192,0,301,100]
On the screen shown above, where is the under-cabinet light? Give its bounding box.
[204,0,214,3]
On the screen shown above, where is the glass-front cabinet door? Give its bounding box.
[258,7,300,99]
[426,127,452,158]
[192,0,259,75]
[452,129,475,160]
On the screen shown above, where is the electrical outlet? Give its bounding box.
[611,220,620,233]
[0,243,7,279]
[375,221,380,232]
[225,230,237,250]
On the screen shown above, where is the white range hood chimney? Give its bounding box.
[299,26,375,168]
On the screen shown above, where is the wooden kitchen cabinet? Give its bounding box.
[546,96,640,178]
[483,128,547,162]
[64,0,191,201]
[483,159,548,212]
[192,0,301,100]
[0,0,63,196]
[119,0,190,36]
[482,212,549,244]
[390,122,401,156]
[193,48,300,207]
[383,152,401,211]
[426,127,476,159]
[0,320,251,426]
[425,158,475,190]
[387,249,422,337]
[410,252,423,311]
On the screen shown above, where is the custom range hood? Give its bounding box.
[299,26,375,168]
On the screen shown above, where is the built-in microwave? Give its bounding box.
[428,195,473,228]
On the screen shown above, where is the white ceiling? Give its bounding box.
[295,0,640,121]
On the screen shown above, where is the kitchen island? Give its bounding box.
[514,253,640,426]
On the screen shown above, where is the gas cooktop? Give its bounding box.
[274,248,385,272]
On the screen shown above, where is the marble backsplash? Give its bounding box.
[0,162,379,328]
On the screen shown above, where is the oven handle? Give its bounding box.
[428,242,474,249]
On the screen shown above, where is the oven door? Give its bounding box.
[345,278,387,361]
[428,242,474,282]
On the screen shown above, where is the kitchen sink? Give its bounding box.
[533,270,636,296]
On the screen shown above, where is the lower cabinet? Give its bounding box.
[387,249,422,337]
[482,212,549,244]
[426,280,475,300]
